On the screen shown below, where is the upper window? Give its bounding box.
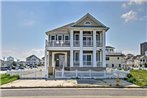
[84,21,91,25]
[65,36,69,40]
[117,57,119,60]
[106,57,109,60]
[51,36,55,40]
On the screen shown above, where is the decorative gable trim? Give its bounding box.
[72,13,106,27]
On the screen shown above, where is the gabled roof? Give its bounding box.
[26,55,41,60]
[72,13,107,27]
[46,23,74,35]
[46,13,109,35]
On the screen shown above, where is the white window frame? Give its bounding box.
[84,21,91,25]
[83,53,92,66]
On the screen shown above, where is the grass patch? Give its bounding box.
[0,74,19,85]
[126,70,147,87]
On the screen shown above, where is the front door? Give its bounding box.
[55,54,65,68]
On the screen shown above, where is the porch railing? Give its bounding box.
[47,40,70,47]
[96,41,102,47]
[73,61,79,67]
[73,40,80,47]
[83,41,93,47]
[97,61,102,67]
[83,61,93,67]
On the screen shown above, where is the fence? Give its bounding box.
[7,68,45,79]
[55,69,129,79]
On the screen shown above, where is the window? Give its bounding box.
[106,57,109,60]
[119,64,121,67]
[106,64,108,67]
[58,36,62,41]
[51,36,55,40]
[74,52,79,61]
[117,57,119,60]
[75,35,79,40]
[112,64,114,67]
[65,36,69,40]
[84,21,91,25]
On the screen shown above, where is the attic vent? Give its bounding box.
[84,21,91,25]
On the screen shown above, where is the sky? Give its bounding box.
[1,0,147,61]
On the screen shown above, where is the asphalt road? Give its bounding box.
[1,88,147,98]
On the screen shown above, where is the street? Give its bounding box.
[1,88,147,98]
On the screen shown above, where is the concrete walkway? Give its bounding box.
[0,79,139,88]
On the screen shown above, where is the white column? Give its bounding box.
[100,50,102,66]
[93,30,97,67]
[45,48,48,79]
[70,30,74,67]
[102,31,106,67]
[80,30,83,67]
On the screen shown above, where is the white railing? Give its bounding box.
[73,61,79,67]
[73,40,80,47]
[83,61,93,67]
[83,41,93,47]
[47,40,70,47]
[96,40,102,47]
[97,61,102,66]
[55,69,130,79]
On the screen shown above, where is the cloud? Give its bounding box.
[122,0,145,8]
[121,10,138,22]
[128,0,145,5]
[1,48,44,61]
[122,3,127,8]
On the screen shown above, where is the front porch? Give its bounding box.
[46,50,105,78]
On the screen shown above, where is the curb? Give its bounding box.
[1,86,145,89]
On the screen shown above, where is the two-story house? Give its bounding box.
[105,46,126,69]
[45,13,109,78]
[26,55,41,67]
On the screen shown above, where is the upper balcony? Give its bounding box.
[47,40,70,47]
[46,40,103,47]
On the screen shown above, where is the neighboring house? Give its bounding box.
[105,46,125,68]
[125,55,147,68]
[26,55,41,67]
[18,61,26,67]
[6,56,14,69]
[44,13,109,78]
[41,57,45,65]
[139,55,147,68]
[0,59,8,71]
[7,56,14,63]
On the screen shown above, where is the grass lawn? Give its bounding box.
[126,70,147,87]
[0,74,19,85]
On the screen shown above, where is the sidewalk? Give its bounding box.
[0,79,139,88]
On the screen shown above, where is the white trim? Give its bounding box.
[70,30,74,67]
[102,31,106,67]
[80,30,83,67]
[93,30,97,67]
[52,52,67,67]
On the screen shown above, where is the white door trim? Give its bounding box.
[52,52,67,67]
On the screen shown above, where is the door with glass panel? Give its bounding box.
[83,54,92,66]
[83,36,92,47]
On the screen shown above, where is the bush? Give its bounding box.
[126,73,136,83]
